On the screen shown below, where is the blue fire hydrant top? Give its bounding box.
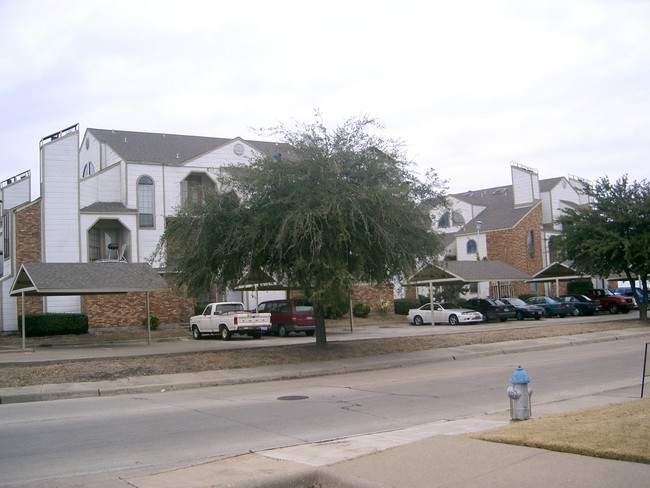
[510,366,531,384]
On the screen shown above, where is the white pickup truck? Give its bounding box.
[189,302,271,340]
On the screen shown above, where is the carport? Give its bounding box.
[10,262,169,349]
[526,262,587,296]
[407,260,532,305]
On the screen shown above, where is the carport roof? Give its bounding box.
[10,262,169,296]
[407,260,532,286]
[526,262,586,282]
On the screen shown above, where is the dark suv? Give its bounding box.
[464,298,516,322]
[257,299,316,337]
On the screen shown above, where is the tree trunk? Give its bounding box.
[639,274,649,322]
[314,306,328,346]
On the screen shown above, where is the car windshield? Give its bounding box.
[504,298,526,306]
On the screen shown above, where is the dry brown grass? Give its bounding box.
[0,318,643,388]
[470,399,650,464]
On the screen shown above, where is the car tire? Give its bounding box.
[413,315,424,326]
[559,314,567,318]
[481,313,489,323]
[220,325,231,341]
[306,330,315,336]
[534,315,541,320]
[608,303,620,314]
[516,311,525,321]
[448,315,459,326]
[500,317,508,322]
[544,308,553,318]
[278,325,289,337]
[573,308,582,316]
[191,325,202,340]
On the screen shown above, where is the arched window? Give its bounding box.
[82,162,95,177]
[137,176,154,228]
[438,210,465,228]
[467,239,477,254]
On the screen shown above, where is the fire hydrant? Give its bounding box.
[507,366,533,421]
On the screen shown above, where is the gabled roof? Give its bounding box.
[449,186,539,233]
[527,262,586,282]
[86,128,293,165]
[539,176,565,192]
[408,260,532,285]
[10,263,169,296]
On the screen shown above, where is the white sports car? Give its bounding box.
[408,302,484,326]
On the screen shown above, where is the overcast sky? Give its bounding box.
[1,0,648,196]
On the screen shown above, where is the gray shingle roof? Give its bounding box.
[408,260,532,285]
[80,202,137,213]
[10,263,169,296]
[87,128,293,165]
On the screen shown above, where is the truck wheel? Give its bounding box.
[278,325,288,337]
[191,325,202,340]
[220,325,232,341]
[608,303,620,314]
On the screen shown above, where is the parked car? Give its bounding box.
[559,294,603,316]
[463,298,516,322]
[585,288,635,314]
[257,299,316,337]
[525,296,574,318]
[408,302,483,326]
[500,297,543,321]
[613,287,647,307]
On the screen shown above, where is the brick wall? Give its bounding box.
[486,203,545,297]
[351,284,394,313]
[83,277,194,328]
[14,201,43,314]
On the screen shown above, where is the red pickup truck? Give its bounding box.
[585,289,635,314]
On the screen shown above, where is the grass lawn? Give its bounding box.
[470,398,650,464]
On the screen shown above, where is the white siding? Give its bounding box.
[511,165,540,207]
[80,164,124,208]
[40,131,81,263]
[1,277,18,332]
[1,175,31,210]
[187,141,263,169]
[548,179,581,230]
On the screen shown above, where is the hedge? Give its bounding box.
[17,313,88,337]
[394,298,421,315]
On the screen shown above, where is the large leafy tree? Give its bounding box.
[555,175,650,320]
[160,114,446,344]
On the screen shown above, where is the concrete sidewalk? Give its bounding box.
[2,326,650,487]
